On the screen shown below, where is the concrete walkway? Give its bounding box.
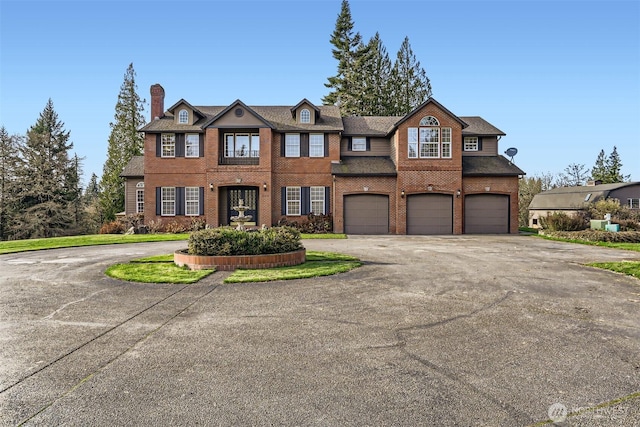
[1,235,639,426]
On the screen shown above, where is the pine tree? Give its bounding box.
[605,146,629,183]
[390,37,433,115]
[0,127,21,240]
[591,149,607,183]
[357,33,394,116]
[100,63,146,221]
[83,172,102,233]
[322,0,362,115]
[13,99,79,238]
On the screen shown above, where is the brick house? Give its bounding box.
[121,84,525,234]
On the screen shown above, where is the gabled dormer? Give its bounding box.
[203,100,274,128]
[291,99,321,125]
[167,99,206,126]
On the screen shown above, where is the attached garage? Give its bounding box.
[344,194,389,234]
[464,194,509,234]
[407,194,453,234]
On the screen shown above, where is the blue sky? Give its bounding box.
[1,0,639,185]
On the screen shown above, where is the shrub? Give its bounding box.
[99,220,125,234]
[588,198,624,220]
[188,226,303,256]
[277,213,333,233]
[542,230,640,243]
[539,211,588,231]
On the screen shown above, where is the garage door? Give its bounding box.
[344,194,389,234]
[465,194,509,234]
[407,194,453,234]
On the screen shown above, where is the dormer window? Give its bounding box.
[178,109,188,124]
[300,108,311,124]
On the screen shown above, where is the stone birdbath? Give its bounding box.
[230,199,252,231]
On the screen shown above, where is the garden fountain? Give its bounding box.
[230,199,252,230]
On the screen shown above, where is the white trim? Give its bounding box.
[185,186,199,216]
[286,186,301,215]
[309,133,324,157]
[178,109,189,124]
[352,137,366,152]
[285,134,301,157]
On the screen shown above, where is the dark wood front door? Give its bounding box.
[228,187,258,226]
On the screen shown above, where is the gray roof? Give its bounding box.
[462,156,525,177]
[342,116,400,136]
[120,156,144,177]
[459,116,505,136]
[141,104,344,133]
[331,157,397,176]
[529,182,640,210]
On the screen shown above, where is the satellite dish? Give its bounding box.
[504,147,518,163]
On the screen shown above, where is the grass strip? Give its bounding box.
[586,261,640,280]
[105,261,213,284]
[0,234,190,254]
[535,235,640,252]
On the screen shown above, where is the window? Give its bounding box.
[300,108,310,123]
[310,186,325,214]
[224,133,260,157]
[186,134,199,157]
[185,187,200,216]
[178,109,188,124]
[286,187,301,215]
[352,137,366,152]
[629,198,640,209]
[136,189,144,214]
[464,137,479,151]
[408,120,452,159]
[408,128,418,158]
[161,187,175,216]
[285,134,300,157]
[420,128,439,158]
[441,128,451,158]
[309,134,324,157]
[161,134,175,157]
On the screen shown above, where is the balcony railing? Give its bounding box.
[219,156,259,166]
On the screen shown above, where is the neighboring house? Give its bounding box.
[528,181,640,228]
[122,83,525,234]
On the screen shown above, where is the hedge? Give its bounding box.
[188,226,303,256]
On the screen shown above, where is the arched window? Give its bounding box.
[178,109,189,124]
[419,116,439,126]
[300,108,311,123]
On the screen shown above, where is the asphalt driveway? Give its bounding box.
[1,235,639,426]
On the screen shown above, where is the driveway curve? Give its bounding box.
[1,235,639,426]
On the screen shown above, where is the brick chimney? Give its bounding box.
[150,84,165,120]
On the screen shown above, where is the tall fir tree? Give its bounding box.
[591,149,608,183]
[591,147,629,184]
[390,37,433,115]
[0,127,21,240]
[357,33,394,116]
[322,0,362,115]
[13,99,79,238]
[100,63,146,221]
[83,172,102,233]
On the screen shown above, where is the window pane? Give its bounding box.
[179,110,188,124]
[236,134,250,157]
[162,134,175,157]
[408,142,418,158]
[286,187,301,215]
[136,189,144,213]
[408,128,418,143]
[309,134,324,157]
[310,186,325,214]
[161,187,175,216]
[185,187,199,216]
[442,142,451,158]
[251,134,260,157]
[300,109,310,123]
[352,137,366,151]
[186,134,199,157]
[285,134,300,157]
[464,137,478,151]
[225,134,235,157]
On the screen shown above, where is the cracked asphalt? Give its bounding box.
[1,235,639,426]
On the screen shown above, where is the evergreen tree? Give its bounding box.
[100,63,146,221]
[83,172,102,233]
[390,37,432,115]
[357,33,394,116]
[322,0,362,115]
[591,149,608,183]
[0,127,21,240]
[13,99,79,238]
[605,146,629,183]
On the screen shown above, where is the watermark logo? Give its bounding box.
[548,403,568,423]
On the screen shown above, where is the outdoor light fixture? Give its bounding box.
[401,189,405,198]
[427,185,433,191]
[209,183,214,191]
[263,182,268,191]
[456,189,461,198]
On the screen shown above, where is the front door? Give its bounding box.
[228,187,258,226]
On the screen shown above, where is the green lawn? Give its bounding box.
[536,235,640,252]
[586,261,640,280]
[105,251,360,285]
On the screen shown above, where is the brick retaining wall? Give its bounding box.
[174,248,306,271]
